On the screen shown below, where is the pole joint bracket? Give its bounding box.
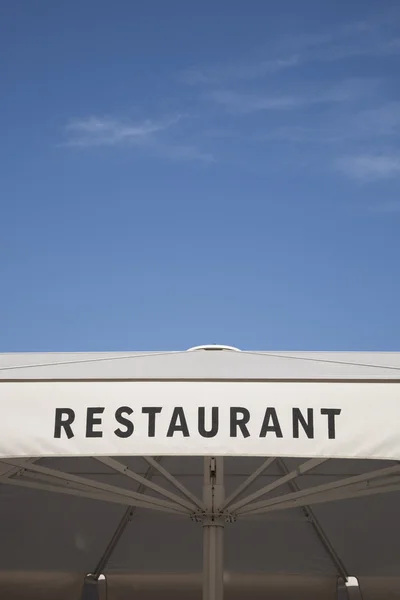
[191,510,236,524]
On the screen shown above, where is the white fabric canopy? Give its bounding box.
[1,347,400,599]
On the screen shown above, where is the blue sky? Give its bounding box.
[1,0,400,352]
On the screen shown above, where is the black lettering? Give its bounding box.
[167,407,190,437]
[198,407,219,438]
[260,407,283,438]
[321,408,341,439]
[86,407,105,438]
[293,408,314,439]
[142,407,162,437]
[115,406,134,438]
[230,407,250,438]
[54,408,75,439]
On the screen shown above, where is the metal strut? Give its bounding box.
[203,457,225,600]
[92,458,163,579]
[276,458,349,582]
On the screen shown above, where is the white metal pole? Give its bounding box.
[203,457,224,600]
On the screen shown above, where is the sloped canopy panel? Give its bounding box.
[1,349,400,380]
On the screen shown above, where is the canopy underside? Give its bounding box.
[0,455,399,599]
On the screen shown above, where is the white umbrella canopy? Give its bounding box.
[1,346,400,600]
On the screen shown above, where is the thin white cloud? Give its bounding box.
[279,14,400,61]
[178,55,300,85]
[368,200,400,214]
[316,37,400,62]
[178,25,371,86]
[151,143,215,163]
[64,115,180,147]
[62,114,215,163]
[279,21,368,52]
[207,78,376,114]
[178,13,400,89]
[207,90,300,113]
[256,100,400,145]
[257,126,345,144]
[337,154,400,180]
[356,102,400,136]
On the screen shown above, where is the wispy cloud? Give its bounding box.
[256,125,345,144]
[178,15,400,87]
[178,55,300,85]
[275,20,373,56]
[61,11,400,178]
[356,102,400,136]
[64,115,180,147]
[277,15,400,62]
[315,36,400,62]
[207,90,300,113]
[258,100,400,145]
[337,154,400,180]
[62,114,215,163]
[368,200,400,214]
[206,78,377,114]
[147,141,215,163]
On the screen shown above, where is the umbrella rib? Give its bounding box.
[1,459,190,514]
[0,350,187,372]
[143,456,205,510]
[92,457,163,579]
[276,458,349,582]
[15,466,194,514]
[14,470,154,505]
[0,475,186,514]
[228,458,327,513]
[221,457,276,510]
[244,477,400,515]
[0,457,38,479]
[241,350,400,373]
[13,469,123,496]
[237,463,400,515]
[96,457,198,511]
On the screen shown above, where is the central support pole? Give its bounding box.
[203,457,225,600]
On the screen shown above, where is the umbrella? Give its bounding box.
[1,345,400,599]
